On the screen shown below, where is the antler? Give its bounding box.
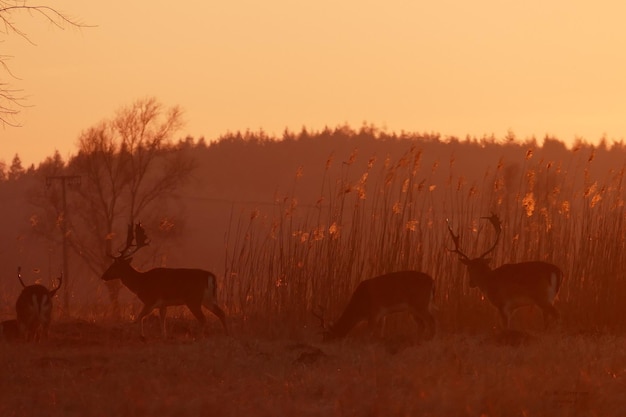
[446,219,470,261]
[17,266,27,288]
[447,214,502,260]
[116,221,150,258]
[477,213,502,259]
[17,267,62,295]
[134,222,150,248]
[48,271,63,298]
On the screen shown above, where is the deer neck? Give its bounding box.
[117,264,146,293]
[467,261,494,291]
[328,290,369,339]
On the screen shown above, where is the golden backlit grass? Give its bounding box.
[2,321,626,417]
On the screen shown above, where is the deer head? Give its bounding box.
[447,214,502,288]
[109,222,150,259]
[102,222,150,281]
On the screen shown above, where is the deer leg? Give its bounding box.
[22,319,37,342]
[498,308,511,329]
[187,305,207,338]
[378,316,386,339]
[206,304,229,336]
[541,304,560,330]
[159,307,168,338]
[40,314,52,342]
[410,313,424,338]
[135,304,155,340]
[366,311,386,340]
[412,311,436,340]
[17,322,27,341]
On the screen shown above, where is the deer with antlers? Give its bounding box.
[314,271,436,341]
[15,267,63,342]
[447,214,563,330]
[101,222,229,340]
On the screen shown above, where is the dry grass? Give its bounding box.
[2,320,626,417]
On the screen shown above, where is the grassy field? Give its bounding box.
[2,319,625,417]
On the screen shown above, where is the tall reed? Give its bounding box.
[224,142,626,336]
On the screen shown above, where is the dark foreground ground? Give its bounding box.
[1,319,625,417]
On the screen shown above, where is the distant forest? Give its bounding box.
[1,124,625,324]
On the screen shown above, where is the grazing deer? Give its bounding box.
[15,267,63,342]
[315,271,436,341]
[101,222,229,339]
[447,214,563,330]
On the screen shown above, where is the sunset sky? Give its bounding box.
[2,1,626,167]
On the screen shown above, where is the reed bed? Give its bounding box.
[223,143,626,336]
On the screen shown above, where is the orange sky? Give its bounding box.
[2,1,626,167]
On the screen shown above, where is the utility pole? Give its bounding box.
[46,175,81,316]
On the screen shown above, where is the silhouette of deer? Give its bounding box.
[447,214,563,329]
[101,222,229,339]
[15,267,62,342]
[315,271,436,341]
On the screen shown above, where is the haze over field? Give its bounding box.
[2,1,626,166]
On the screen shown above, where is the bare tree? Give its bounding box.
[1,1,85,126]
[69,97,195,316]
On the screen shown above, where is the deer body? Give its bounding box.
[15,268,62,342]
[463,259,563,328]
[323,271,436,341]
[448,215,563,330]
[101,257,228,339]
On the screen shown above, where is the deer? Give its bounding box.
[101,222,229,340]
[15,267,63,342]
[314,271,436,341]
[447,214,563,330]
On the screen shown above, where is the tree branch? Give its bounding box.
[0,2,92,125]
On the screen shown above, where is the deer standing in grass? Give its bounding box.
[447,214,563,330]
[15,267,63,342]
[101,222,229,340]
[315,271,436,341]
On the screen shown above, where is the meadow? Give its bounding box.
[2,320,625,417]
[3,136,626,416]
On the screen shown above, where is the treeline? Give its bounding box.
[3,124,622,190]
